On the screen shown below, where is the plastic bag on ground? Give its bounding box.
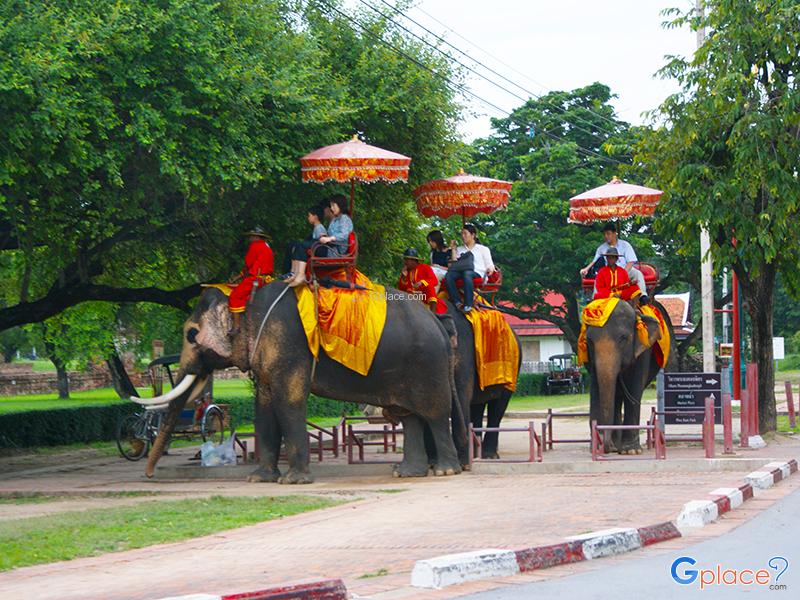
[200,435,237,467]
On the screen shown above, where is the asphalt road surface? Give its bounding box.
[465,488,800,599]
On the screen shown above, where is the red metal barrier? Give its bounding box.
[544,408,591,450]
[740,387,750,448]
[591,419,665,461]
[722,393,734,454]
[346,423,403,464]
[338,415,398,453]
[746,363,759,436]
[703,396,715,459]
[647,399,719,458]
[468,421,543,465]
[252,421,338,463]
[785,381,797,429]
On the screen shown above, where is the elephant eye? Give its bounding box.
[187,327,199,343]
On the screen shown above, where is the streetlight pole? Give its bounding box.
[697,0,716,374]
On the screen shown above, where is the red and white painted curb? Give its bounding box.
[157,578,347,600]
[677,458,798,531]
[410,522,681,588]
[412,458,799,589]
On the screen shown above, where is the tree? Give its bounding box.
[0,0,464,332]
[27,303,117,398]
[637,1,800,433]
[471,83,643,348]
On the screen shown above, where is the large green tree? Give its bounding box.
[0,0,463,332]
[638,0,800,432]
[471,83,645,348]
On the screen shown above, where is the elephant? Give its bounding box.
[449,307,521,460]
[142,282,465,483]
[585,299,675,454]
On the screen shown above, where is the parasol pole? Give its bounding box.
[350,180,355,218]
[462,206,466,227]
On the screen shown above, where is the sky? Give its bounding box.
[348,0,699,140]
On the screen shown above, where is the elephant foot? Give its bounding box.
[481,451,500,460]
[603,441,618,454]
[392,460,430,478]
[619,445,643,455]
[278,469,314,484]
[247,465,281,483]
[433,458,462,477]
[461,463,471,471]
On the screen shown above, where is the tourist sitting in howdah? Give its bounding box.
[444,223,495,313]
[397,247,441,312]
[283,203,327,280]
[593,247,641,302]
[426,229,450,286]
[286,194,354,288]
[228,226,274,334]
[581,222,649,304]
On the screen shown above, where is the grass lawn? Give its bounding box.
[0,494,344,571]
[0,379,253,415]
[507,387,657,413]
[778,415,799,434]
[0,491,156,504]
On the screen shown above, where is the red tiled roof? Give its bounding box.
[499,293,567,337]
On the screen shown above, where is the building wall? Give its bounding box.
[518,336,573,372]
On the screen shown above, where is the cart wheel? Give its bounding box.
[116,414,149,461]
[201,405,226,445]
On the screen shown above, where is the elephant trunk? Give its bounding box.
[144,372,208,478]
[590,339,621,450]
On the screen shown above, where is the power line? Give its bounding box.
[309,0,627,166]
[363,0,622,142]
[378,0,627,131]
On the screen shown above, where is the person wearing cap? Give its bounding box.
[228,227,274,334]
[593,247,641,301]
[580,222,649,304]
[397,248,440,312]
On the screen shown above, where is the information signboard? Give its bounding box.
[663,372,722,425]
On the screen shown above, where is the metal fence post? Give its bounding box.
[722,394,733,454]
[786,381,797,429]
[704,396,715,459]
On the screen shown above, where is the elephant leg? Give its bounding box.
[424,413,462,476]
[394,415,430,477]
[619,377,643,454]
[423,425,437,467]
[612,381,624,451]
[247,383,282,483]
[470,402,486,458]
[481,391,511,460]
[269,373,313,484]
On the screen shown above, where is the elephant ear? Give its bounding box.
[194,302,233,360]
[634,315,661,359]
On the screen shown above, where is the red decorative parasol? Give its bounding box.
[414,170,513,224]
[568,176,663,224]
[300,135,411,215]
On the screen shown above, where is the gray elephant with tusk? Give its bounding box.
[584,299,675,454]
[143,282,464,483]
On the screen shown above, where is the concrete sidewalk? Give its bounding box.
[2,454,799,600]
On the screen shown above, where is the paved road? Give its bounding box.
[465,487,800,599]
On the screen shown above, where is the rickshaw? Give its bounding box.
[545,353,583,395]
[115,354,227,461]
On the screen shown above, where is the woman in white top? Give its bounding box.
[444,223,495,312]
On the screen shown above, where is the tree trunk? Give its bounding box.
[106,351,139,398]
[738,263,777,434]
[53,357,69,399]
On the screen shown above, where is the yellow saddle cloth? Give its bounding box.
[576,298,670,367]
[465,305,520,392]
[294,270,387,376]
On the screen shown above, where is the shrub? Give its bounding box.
[0,394,359,449]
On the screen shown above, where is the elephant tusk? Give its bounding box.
[129,374,197,406]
